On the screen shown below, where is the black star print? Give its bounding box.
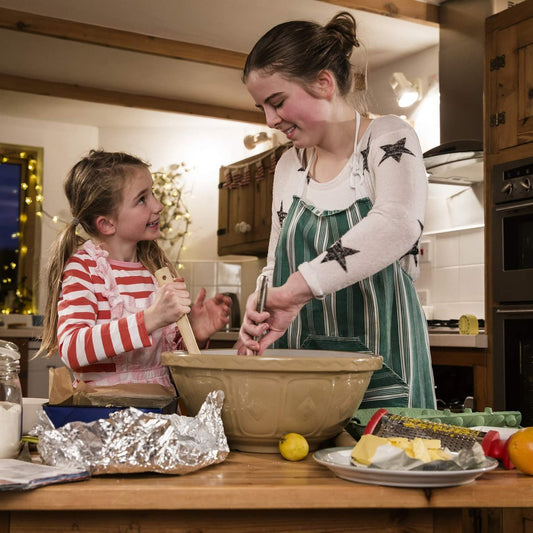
[361,136,371,173]
[378,137,415,166]
[321,240,359,272]
[402,220,424,266]
[277,201,287,226]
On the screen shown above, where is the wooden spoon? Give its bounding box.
[155,267,201,355]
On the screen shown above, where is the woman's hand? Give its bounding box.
[237,272,313,355]
[144,278,191,333]
[189,290,232,346]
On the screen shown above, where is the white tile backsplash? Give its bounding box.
[435,234,460,267]
[193,261,218,286]
[415,182,486,320]
[415,225,485,320]
[459,229,484,265]
[180,258,264,324]
[458,265,485,301]
[432,266,460,303]
[217,262,242,286]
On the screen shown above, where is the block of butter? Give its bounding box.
[351,434,452,466]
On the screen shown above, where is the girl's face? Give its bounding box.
[246,70,330,148]
[110,167,163,248]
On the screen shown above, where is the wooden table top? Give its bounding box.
[1,451,533,512]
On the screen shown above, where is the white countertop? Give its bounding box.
[210,330,488,349]
[428,333,488,348]
[0,327,489,349]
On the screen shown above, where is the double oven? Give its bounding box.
[491,156,533,425]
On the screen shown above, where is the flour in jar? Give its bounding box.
[0,401,21,458]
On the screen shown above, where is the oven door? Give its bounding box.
[492,199,533,303]
[493,305,533,426]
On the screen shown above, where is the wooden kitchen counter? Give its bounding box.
[1,451,533,532]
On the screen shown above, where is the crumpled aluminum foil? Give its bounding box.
[35,390,229,475]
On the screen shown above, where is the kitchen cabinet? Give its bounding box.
[484,1,533,421]
[217,144,290,257]
[431,346,489,411]
[485,1,533,154]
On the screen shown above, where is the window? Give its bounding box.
[0,144,43,314]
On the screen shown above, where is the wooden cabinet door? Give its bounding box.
[217,144,289,257]
[217,173,256,255]
[486,8,533,153]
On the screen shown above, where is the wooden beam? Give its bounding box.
[321,0,439,26]
[0,73,265,124]
[0,7,247,69]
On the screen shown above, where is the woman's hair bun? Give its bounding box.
[325,11,359,58]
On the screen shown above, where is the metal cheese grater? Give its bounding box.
[364,409,513,468]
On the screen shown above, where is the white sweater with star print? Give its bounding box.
[262,115,427,297]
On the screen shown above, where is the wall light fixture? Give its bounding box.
[389,72,422,108]
[243,131,272,150]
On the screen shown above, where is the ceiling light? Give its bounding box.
[390,72,422,108]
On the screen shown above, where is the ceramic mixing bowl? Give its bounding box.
[162,349,382,453]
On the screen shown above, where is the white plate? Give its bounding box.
[313,447,498,488]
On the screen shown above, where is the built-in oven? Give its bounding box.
[492,157,533,303]
[492,305,533,427]
[491,156,533,426]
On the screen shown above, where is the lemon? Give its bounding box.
[279,432,309,461]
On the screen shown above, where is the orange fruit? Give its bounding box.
[508,427,533,475]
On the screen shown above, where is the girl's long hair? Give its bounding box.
[39,149,177,358]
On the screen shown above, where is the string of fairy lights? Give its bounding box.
[1,151,191,314]
[1,150,40,314]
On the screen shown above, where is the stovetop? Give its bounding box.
[427,318,485,332]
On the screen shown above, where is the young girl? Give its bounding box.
[237,12,436,409]
[39,150,231,390]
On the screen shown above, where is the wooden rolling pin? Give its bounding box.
[155,267,201,355]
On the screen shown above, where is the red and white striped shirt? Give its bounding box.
[57,240,182,387]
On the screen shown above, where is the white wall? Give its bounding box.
[98,118,273,262]
[0,112,270,313]
[368,45,440,153]
[370,45,485,320]
[0,43,486,321]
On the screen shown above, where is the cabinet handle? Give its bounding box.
[235,221,252,234]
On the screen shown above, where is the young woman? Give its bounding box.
[237,12,436,409]
[40,150,231,390]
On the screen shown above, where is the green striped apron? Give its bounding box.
[272,119,436,409]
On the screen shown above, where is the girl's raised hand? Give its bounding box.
[189,290,232,346]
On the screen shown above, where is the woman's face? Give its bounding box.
[246,70,330,148]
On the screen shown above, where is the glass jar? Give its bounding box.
[0,340,22,459]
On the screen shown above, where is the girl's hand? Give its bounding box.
[144,278,191,333]
[189,290,232,346]
[237,272,313,355]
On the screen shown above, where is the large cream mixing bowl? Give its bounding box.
[162,349,382,453]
